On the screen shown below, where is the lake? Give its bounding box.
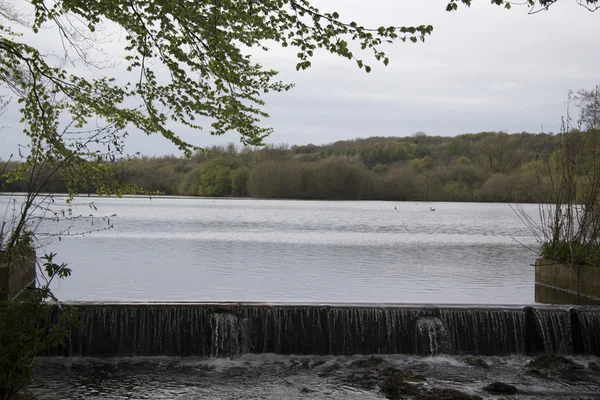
[2,196,541,304]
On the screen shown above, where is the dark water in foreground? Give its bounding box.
[29,354,600,399]
[12,197,541,304]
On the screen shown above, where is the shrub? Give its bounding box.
[540,241,600,267]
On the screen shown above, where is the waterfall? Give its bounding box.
[577,309,600,355]
[51,303,600,357]
[527,307,573,353]
[414,317,450,356]
[439,308,526,355]
[209,313,247,357]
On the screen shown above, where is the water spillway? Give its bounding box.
[52,303,600,357]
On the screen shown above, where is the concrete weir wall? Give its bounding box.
[51,303,600,358]
[535,258,600,300]
[0,249,36,300]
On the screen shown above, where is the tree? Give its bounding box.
[410,156,432,171]
[0,0,438,163]
[480,173,517,202]
[476,132,522,174]
[576,85,600,130]
[516,86,600,267]
[313,157,365,200]
[2,1,596,167]
[447,0,599,13]
[198,164,232,197]
[231,167,250,197]
[372,163,389,174]
[1,1,597,397]
[1,95,116,398]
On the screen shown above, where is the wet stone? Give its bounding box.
[463,357,489,369]
[483,381,518,395]
[415,388,482,400]
[381,367,426,383]
[316,362,341,377]
[350,356,387,369]
[290,359,311,370]
[344,371,381,390]
[526,355,582,371]
[28,353,600,399]
[379,373,421,399]
[526,355,593,383]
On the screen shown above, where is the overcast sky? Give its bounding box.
[1,0,599,159]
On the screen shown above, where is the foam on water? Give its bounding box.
[29,353,600,400]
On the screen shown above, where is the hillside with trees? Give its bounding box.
[0,130,577,203]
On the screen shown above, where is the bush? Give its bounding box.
[540,241,600,267]
[0,254,78,400]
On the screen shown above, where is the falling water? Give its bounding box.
[414,317,450,356]
[51,303,600,357]
[528,307,573,353]
[577,308,600,355]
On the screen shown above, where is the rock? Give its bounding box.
[483,381,518,395]
[588,362,600,372]
[526,355,582,371]
[381,367,426,383]
[379,373,421,399]
[351,356,386,369]
[415,388,481,400]
[317,362,341,377]
[377,367,428,398]
[344,371,381,390]
[290,359,310,370]
[463,357,489,369]
[526,355,589,383]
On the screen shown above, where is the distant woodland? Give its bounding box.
[0,131,587,202]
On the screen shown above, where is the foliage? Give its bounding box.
[231,167,250,197]
[447,0,599,13]
[409,156,433,172]
[0,254,77,400]
[0,130,578,202]
[540,240,600,266]
[515,89,600,266]
[0,1,596,398]
[2,130,574,202]
[1,1,595,167]
[0,0,443,160]
[372,164,389,174]
[198,165,232,197]
[475,132,522,174]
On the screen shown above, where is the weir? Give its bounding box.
[52,302,600,358]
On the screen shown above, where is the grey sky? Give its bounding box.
[1,0,599,159]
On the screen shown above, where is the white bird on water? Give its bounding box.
[430,207,435,211]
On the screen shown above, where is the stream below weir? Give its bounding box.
[28,354,600,399]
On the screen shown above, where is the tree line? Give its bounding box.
[1,130,592,203]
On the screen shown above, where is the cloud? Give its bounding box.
[489,82,523,93]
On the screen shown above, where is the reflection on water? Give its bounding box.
[1,197,544,303]
[535,284,600,306]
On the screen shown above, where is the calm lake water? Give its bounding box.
[2,196,541,304]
